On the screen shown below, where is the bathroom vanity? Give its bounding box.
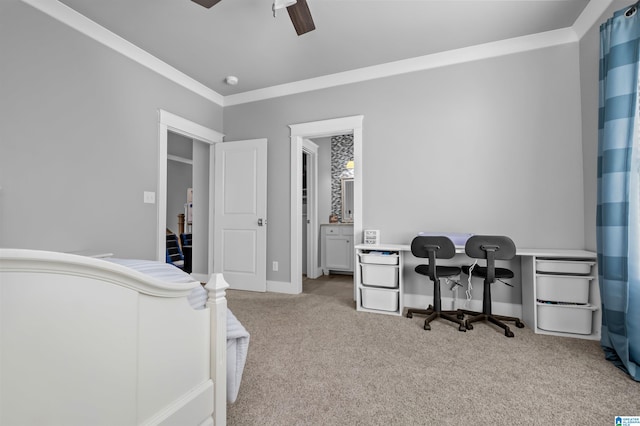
[320,223,354,274]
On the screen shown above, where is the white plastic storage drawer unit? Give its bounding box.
[359,252,399,265]
[536,303,598,335]
[359,252,399,288]
[536,275,592,304]
[360,287,399,312]
[535,259,594,275]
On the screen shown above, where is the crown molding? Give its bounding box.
[22,0,605,108]
[572,0,614,39]
[20,0,224,106]
[223,27,578,106]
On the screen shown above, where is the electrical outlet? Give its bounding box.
[272,261,278,271]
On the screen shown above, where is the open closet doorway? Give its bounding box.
[158,110,223,282]
[166,133,213,276]
[289,115,364,295]
[302,139,320,279]
[166,133,193,272]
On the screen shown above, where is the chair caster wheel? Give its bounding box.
[459,325,466,332]
[406,312,413,319]
[505,329,514,338]
[424,324,431,331]
[466,323,473,330]
[516,321,525,328]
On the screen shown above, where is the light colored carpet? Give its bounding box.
[226,274,639,425]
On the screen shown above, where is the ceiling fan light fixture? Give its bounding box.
[273,0,296,17]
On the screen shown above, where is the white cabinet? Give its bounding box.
[521,253,600,340]
[355,245,404,316]
[321,224,354,274]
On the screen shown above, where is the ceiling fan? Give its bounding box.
[191,0,316,36]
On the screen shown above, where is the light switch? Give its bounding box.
[144,191,156,204]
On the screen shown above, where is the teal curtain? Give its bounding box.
[597,3,640,381]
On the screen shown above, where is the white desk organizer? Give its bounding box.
[355,244,600,340]
[355,246,405,316]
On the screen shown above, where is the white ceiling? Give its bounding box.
[54,0,591,98]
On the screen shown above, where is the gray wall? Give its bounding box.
[224,43,585,298]
[1,0,609,303]
[0,0,222,259]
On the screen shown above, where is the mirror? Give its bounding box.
[341,178,354,222]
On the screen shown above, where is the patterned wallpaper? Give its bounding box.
[331,134,354,222]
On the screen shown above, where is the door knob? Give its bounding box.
[258,218,266,226]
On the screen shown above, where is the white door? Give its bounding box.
[214,139,267,292]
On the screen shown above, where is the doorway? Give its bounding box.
[302,139,319,279]
[166,133,213,275]
[157,110,223,282]
[289,115,364,294]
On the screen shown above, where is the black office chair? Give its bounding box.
[457,235,524,337]
[406,236,466,332]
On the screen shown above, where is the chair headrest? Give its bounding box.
[464,235,516,260]
[411,236,456,259]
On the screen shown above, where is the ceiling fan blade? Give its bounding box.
[287,0,315,36]
[191,0,223,8]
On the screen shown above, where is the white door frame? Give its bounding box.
[302,139,320,279]
[289,115,364,293]
[157,110,223,279]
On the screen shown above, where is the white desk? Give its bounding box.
[354,243,599,340]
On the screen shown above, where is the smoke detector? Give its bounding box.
[225,76,239,85]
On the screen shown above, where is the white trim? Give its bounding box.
[158,121,169,263]
[21,0,592,107]
[290,116,365,138]
[289,116,364,295]
[159,110,224,143]
[208,146,216,275]
[20,0,224,106]
[266,280,299,294]
[572,0,614,39]
[158,110,223,271]
[290,137,303,293]
[302,139,321,279]
[224,28,577,106]
[167,154,193,165]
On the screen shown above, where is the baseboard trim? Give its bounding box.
[266,280,300,294]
